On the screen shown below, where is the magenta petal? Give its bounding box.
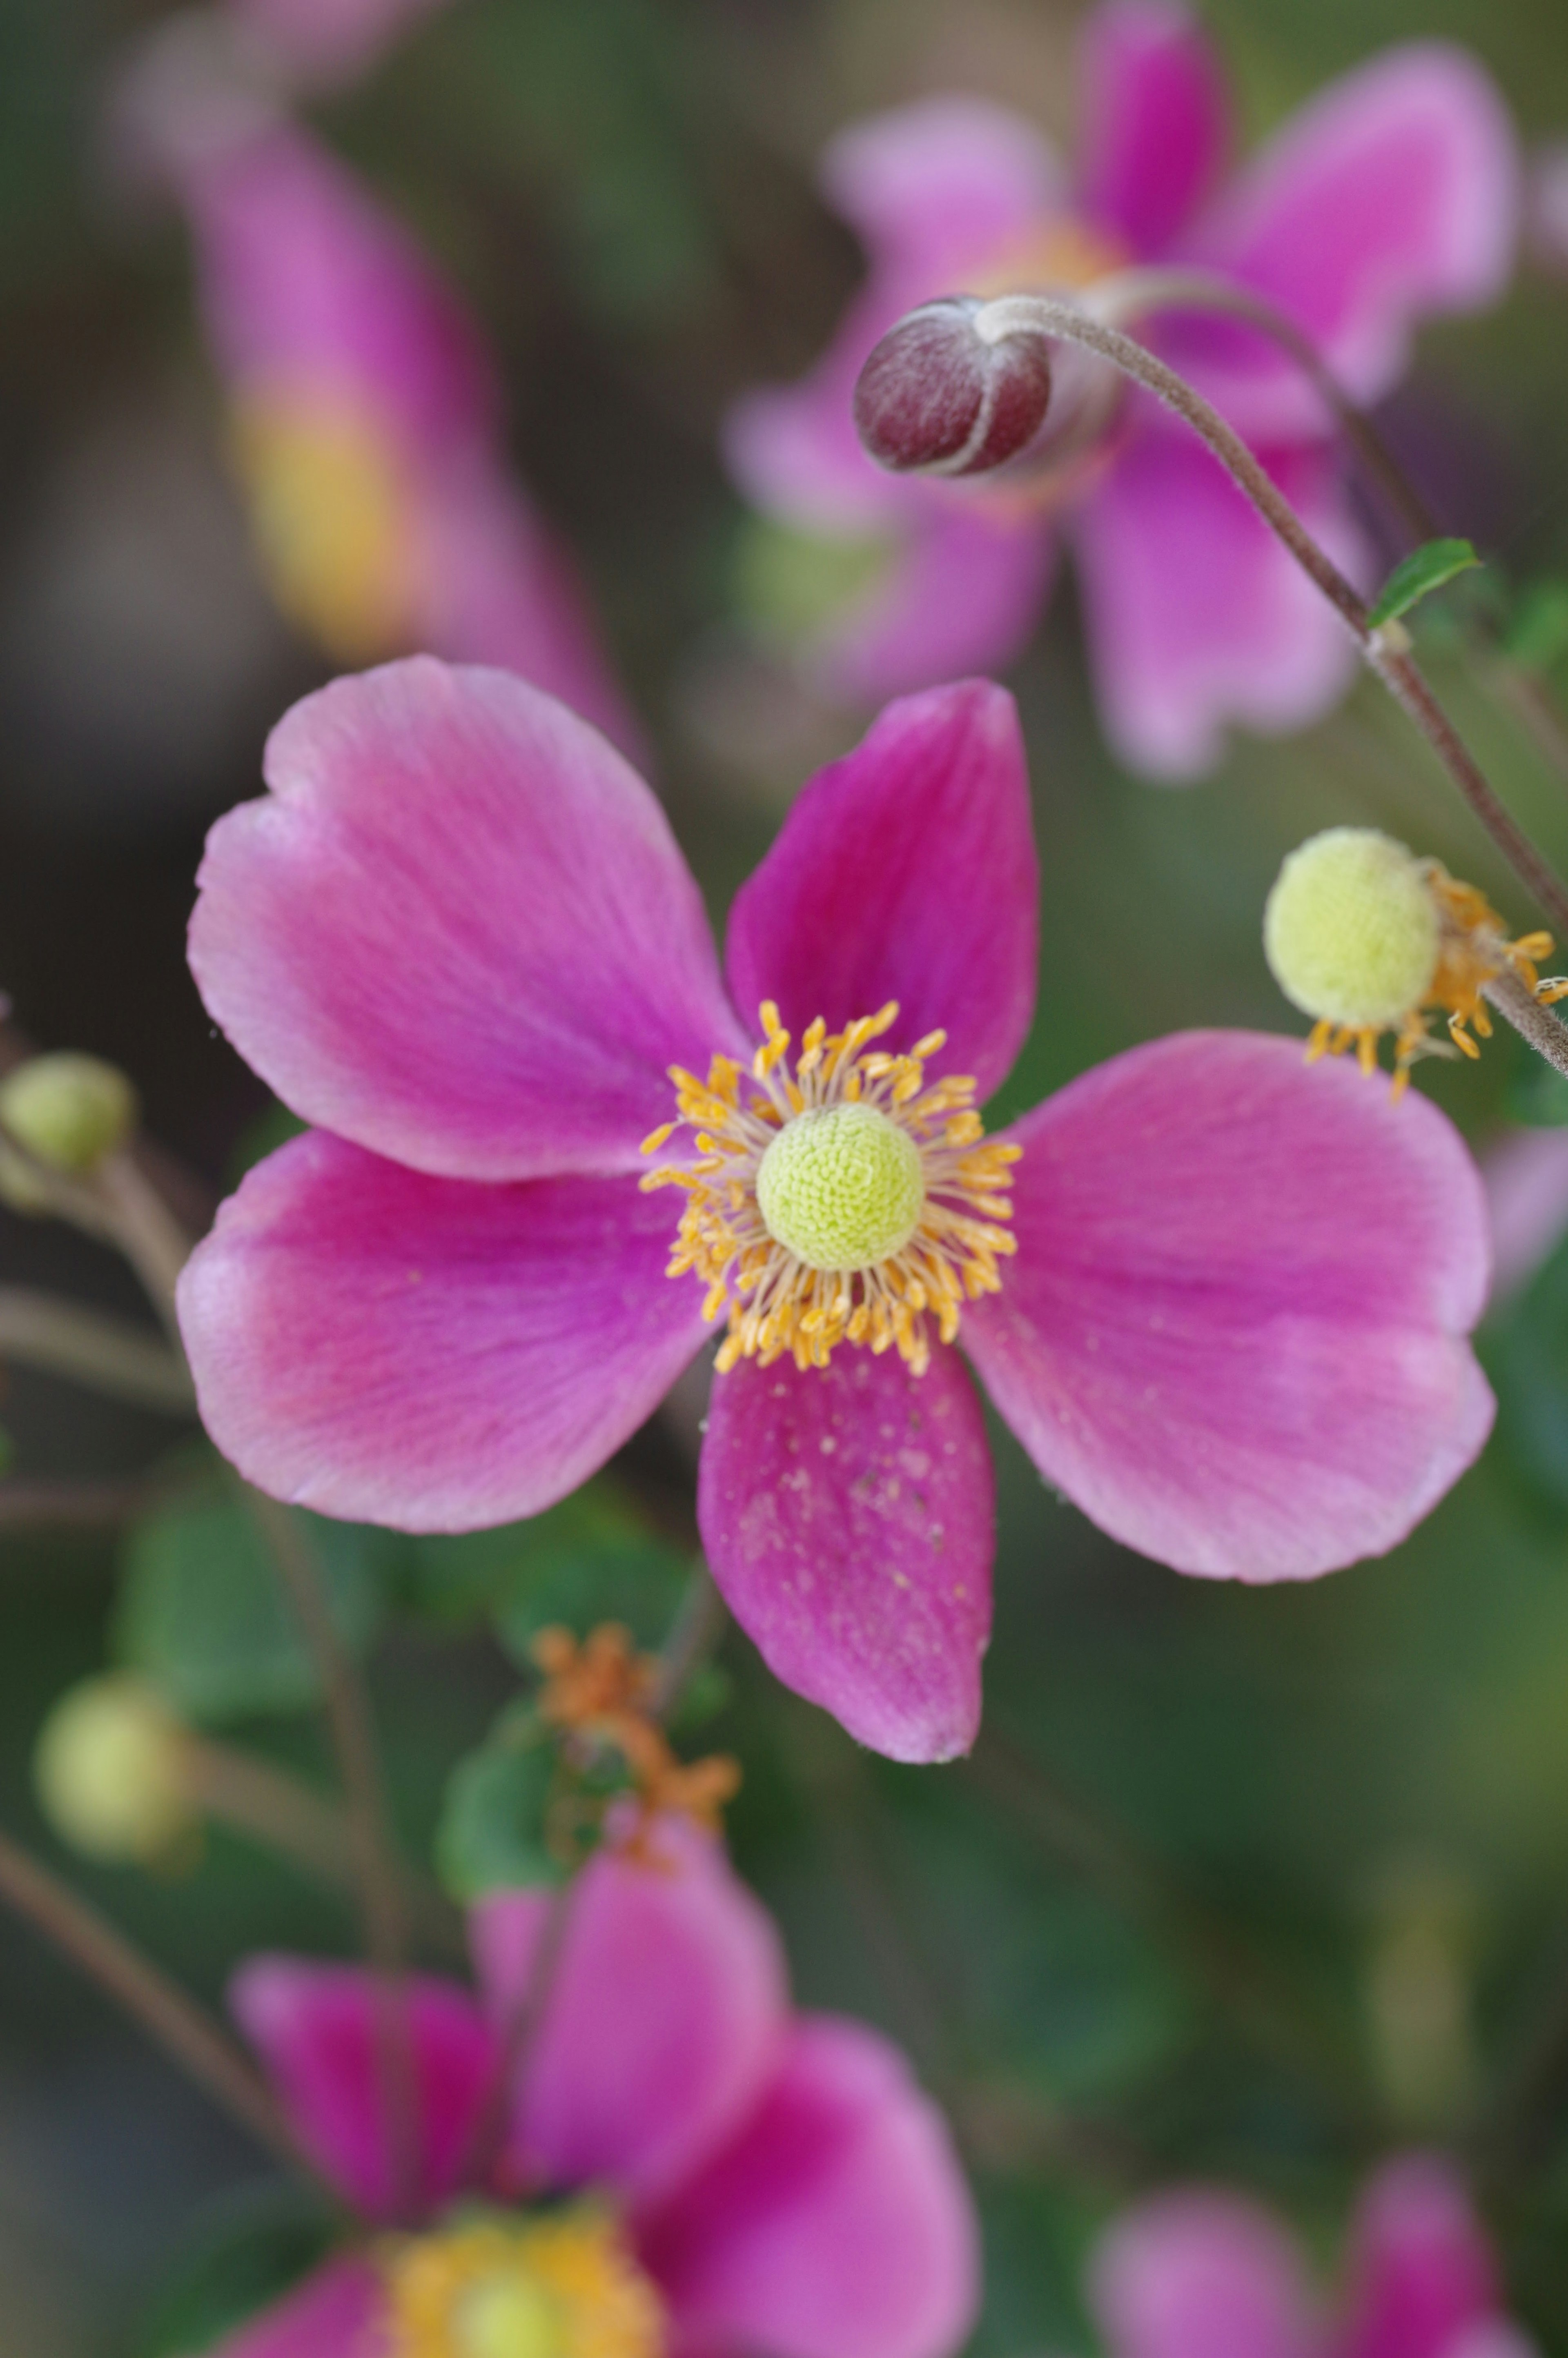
[1072,425,1365,779]
[209,2257,388,2358]
[230,1956,499,2221]
[469,1818,789,2207]
[1338,2156,1499,2358]
[962,1032,1493,1581]
[177,1132,707,1532]
[190,659,743,1181]
[725,681,1036,1098]
[642,2016,979,2358]
[1090,2191,1316,2358]
[697,1346,993,1763]
[1076,1,1231,258]
[1181,44,1518,431]
[812,508,1055,710]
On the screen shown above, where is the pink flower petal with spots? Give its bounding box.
[1176,44,1519,441]
[230,1957,499,2222]
[1076,1,1231,259]
[190,660,743,1182]
[725,681,1037,1100]
[812,505,1055,709]
[1070,423,1366,779]
[1090,2190,1317,2358]
[470,1818,789,2209]
[962,1032,1493,1580]
[1337,2156,1500,2358]
[176,1132,708,1532]
[209,2256,388,2358]
[697,1345,993,1764]
[643,2016,979,2358]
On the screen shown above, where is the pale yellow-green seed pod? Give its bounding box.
[1263,828,1441,1030]
[755,1103,924,1271]
[0,1053,138,1173]
[34,1674,193,1864]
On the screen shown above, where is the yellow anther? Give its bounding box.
[639,1123,676,1156]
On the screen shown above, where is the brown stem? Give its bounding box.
[973,293,1568,941]
[459,1874,579,2191]
[0,1286,193,1412]
[0,1822,312,2179]
[646,1562,727,1721]
[1481,966,1568,1079]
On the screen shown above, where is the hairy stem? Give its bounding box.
[0,1823,310,2178]
[1481,965,1568,1079]
[974,293,1568,942]
[0,1287,193,1412]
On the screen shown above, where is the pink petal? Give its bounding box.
[177,1131,707,1531]
[1177,44,1519,437]
[724,681,1036,1100]
[469,1817,789,2209]
[811,507,1055,709]
[1090,2191,1316,2358]
[1076,1,1231,259]
[642,2016,979,2358]
[961,1031,1494,1581]
[190,659,743,1182]
[230,0,456,90]
[1483,1126,1568,1304]
[724,98,1058,534]
[230,1956,499,2222]
[1071,423,1365,779]
[209,2257,388,2358]
[1338,2156,1499,2358]
[696,1345,993,1763]
[180,123,494,457]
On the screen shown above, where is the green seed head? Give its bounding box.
[1263,828,1441,1030]
[0,1053,138,1172]
[755,1103,924,1271]
[33,1674,192,1864]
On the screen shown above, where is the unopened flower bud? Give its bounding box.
[34,1675,194,1865]
[853,296,1054,479]
[1264,829,1441,1030]
[0,1053,138,1173]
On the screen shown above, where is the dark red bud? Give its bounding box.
[853,296,1054,478]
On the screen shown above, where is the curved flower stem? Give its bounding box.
[0,1286,194,1412]
[1481,965,1568,1079]
[0,1821,316,2182]
[974,293,1568,943]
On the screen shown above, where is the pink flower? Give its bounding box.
[176,662,1492,1760]
[726,2,1518,778]
[208,1819,978,2358]
[1089,2156,1535,2358]
[227,0,457,92]
[123,39,639,758]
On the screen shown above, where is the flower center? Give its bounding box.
[385,2211,664,2358]
[641,1000,1020,1377]
[756,1102,924,1269]
[229,393,416,663]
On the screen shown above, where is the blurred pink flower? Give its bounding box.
[1090,2156,1535,2358]
[1528,142,1568,273]
[228,0,457,92]
[1481,1125,1568,1303]
[727,1,1518,778]
[176,660,1493,1761]
[210,1819,978,2358]
[122,34,640,757]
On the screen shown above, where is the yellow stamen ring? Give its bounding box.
[384,2210,665,2358]
[641,1000,1020,1377]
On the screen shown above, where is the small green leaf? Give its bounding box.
[436,1738,566,1901]
[1367,537,1481,631]
[116,1481,391,1723]
[1505,578,1568,673]
[400,1479,685,1639]
[132,2183,332,2357]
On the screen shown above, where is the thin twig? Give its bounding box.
[0,1287,193,1412]
[646,1562,727,1720]
[459,1875,579,2191]
[973,294,1568,942]
[1481,966,1568,1079]
[0,1823,312,2179]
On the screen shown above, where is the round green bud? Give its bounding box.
[1263,828,1441,1030]
[34,1675,192,1864]
[756,1103,924,1271]
[0,1053,138,1173]
[457,2278,562,2358]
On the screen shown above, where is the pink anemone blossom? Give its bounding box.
[1089,2155,1535,2358]
[209,1818,978,2358]
[176,660,1494,1763]
[726,0,1518,778]
[123,43,638,758]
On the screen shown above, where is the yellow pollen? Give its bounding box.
[641,1001,1020,1377]
[1263,827,1568,1093]
[230,393,417,663]
[385,2211,665,2358]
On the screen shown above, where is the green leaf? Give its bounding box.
[116,1482,391,1723]
[399,1478,689,1649]
[1505,578,1568,673]
[435,1735,566,1901]
[131,2184,332,2357]
[1367,537,1481,631]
